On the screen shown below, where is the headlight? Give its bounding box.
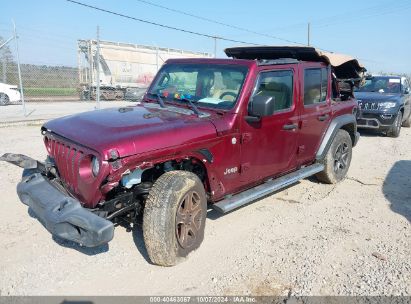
[379,102,396,109]
[91,156,100,177]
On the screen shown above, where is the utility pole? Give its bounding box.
[2,50,6,83]
[88,40,92,101]
[307,22,311,46]
[156,46,159,71]
[214,37,217,58]
[13,20,26,116]
[96,26,101,109]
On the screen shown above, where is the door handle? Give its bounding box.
[283,123,298,131]
[318,114,329,121]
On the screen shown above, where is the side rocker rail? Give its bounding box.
[212,163,324,213]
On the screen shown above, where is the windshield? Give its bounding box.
[148,63,248,110]
[355,77,401,94]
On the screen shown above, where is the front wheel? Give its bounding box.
[387,111,402,137]
[0,93,10,106]
[316,129,352,184]
[143,171,207,266]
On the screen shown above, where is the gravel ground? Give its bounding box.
[0,125,410,296]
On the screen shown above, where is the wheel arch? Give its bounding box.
[178,154,212,193]
[341,122,357,145]
[316,114,359,161]
[142,153,213,194]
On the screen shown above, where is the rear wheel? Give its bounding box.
[387,111,402,137]
[0,93,10,106]
[316,129,352,184]
[143,171,207,266]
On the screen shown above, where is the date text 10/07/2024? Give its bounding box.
[149,296,257,303]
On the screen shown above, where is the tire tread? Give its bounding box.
[316,129,352,184]
[143,171,206,266]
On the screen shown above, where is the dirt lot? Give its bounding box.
[0,125,410,296]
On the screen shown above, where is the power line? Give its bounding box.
[313,2,411,29]
[260,0,406,34]
[65,0,383,64]
[66,0,260,46]
[134,0,305,45]
[130,0,384,63]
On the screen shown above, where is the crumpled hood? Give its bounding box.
[43,104,218,159]
[355,92,401,103]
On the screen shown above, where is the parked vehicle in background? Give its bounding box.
[0,83,21,106]
[124,87,147,101]
[1,46,365,266]
[93,86,124,101]
[355,75,411,137]
[77,39,212,101]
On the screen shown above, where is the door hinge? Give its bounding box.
[300,120,308,128]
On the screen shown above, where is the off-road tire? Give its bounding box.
[387,111,402,137]
[143,171,207,266]
[316,129,352,184]
[402,112,411,128]
[0,93,10,106]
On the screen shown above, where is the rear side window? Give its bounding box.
[253,70,293,114]
[304,68,328,105]
[321,68,328,101]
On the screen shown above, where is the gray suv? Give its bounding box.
[355,75,411,137]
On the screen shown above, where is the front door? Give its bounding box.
[240,67,299,184]
[297,65,332,165]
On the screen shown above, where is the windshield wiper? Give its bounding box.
[149,93,204,116]
[178,97,203,117]
[148,93,166,108]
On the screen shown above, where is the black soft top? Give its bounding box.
[225,46,366,81]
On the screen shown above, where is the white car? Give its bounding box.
[0,83,22,105]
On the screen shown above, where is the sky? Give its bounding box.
[1,0,410,74]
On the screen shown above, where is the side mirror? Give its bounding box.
[245,95,275,123]
[404,88,410,95]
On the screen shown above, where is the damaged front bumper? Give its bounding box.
[1,153,114,247]
[17,172,114,247]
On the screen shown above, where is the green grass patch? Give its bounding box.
[23,87,77,96]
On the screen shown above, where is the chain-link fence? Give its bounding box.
[1,30,80,104]
[0,23,213,111]
[0,27,78,113]
[1,62,79,100]
[0,43,21,106]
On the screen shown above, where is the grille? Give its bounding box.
[358,101,379,111]
[47,137,85,194]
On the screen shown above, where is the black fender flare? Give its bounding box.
[316,114,359,161]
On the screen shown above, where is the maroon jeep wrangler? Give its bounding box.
[1,47,365,266]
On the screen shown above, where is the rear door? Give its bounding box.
[240,66,299,184]
[297,64,332,165]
